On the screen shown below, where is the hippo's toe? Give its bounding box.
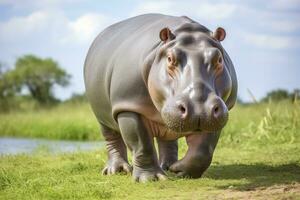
[133,167,167,183]
[160,159,177,171]
[169,154,212,178]
[102,158,132,175]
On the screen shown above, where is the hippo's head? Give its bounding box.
[147,23,234,134]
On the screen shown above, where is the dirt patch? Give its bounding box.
[218,183,300,200]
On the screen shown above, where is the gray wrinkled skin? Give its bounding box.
[84,14,237,182]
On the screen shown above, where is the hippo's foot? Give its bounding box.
[133,166,167,182]
[169,158,193,178]
[102,157,132,175]
[100,123,131,175]
[169,154,212,178]
[160,159,176,171]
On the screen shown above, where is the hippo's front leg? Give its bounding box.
[169,132,220,178]
[118,112,167,182]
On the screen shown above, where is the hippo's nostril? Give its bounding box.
[212,104,221,118]
[179,104,186,113]
[178,104,187,119]
[214,105,219,114]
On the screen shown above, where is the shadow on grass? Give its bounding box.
[204,163,300,191]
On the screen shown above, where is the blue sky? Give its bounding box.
[0,0,299,102]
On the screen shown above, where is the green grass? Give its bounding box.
[0,142,299,199]
[0,101,300,199]
[0,102,101,141]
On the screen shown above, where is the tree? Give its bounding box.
[291,89,300,103]
[0,62,19,111]
[11,55,71,104]
[0,62,6,98]
[262,89,290,102]
[0,62,16,99]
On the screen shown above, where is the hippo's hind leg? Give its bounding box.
[118,112,166,182]
[101,123,132,175]
[157,139,178,170]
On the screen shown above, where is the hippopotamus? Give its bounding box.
[84,13,237,182]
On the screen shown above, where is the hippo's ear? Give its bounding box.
[159,27,174,42]
[213,27,226,42]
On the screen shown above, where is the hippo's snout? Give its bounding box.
[162,94,228,133]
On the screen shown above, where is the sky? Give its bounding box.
[0,0,299,102]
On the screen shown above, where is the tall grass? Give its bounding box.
[0,102,101,140]
[220,101,300,147]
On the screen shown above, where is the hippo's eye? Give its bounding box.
[215,57,224,75]
[166,53,178,78]
[167,53,177,66]
[218,57,222,64]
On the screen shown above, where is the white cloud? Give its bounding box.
[268,0,300,11]
[0,0,84,10]
[268,20,300,32]
[131,1,173,15]
[243,32,300,49]
[196,3,237,20]
[62,13,112,44]
[234,3,300,33]
[131,0,236,21]
[0,10,66,43]
[0,10,114,45]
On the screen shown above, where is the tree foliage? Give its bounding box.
[262,89,289,102]
[13,55,71,103]
[0,63,16,99]
[261,89,300,103]
[0,55,71,104]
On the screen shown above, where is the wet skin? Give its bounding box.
[84,14,237,182]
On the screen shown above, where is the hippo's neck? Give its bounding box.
[141,116,185,140]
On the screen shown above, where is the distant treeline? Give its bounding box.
[237,89,300,104]
[261,89,299,103]
[0,54,299,112]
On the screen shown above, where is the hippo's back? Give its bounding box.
[84,14,190,131]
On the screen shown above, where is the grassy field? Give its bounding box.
[0,101,300,199]
[0,102,101,141]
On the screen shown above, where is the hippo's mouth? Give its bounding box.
[162,114,226,134]
[193,128,202,132]
[194,128,202,132]
[181,129,207,135]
